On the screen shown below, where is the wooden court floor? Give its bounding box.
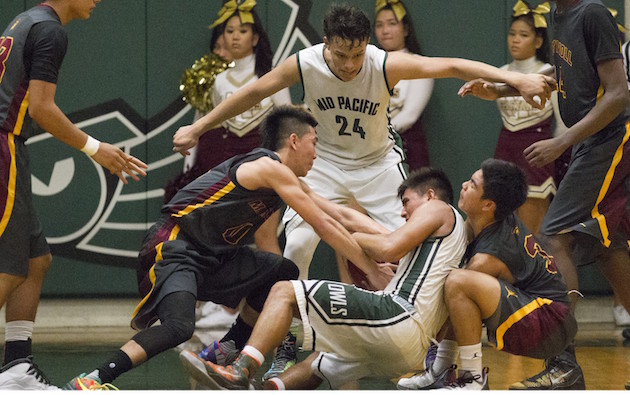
[29,322,630,390]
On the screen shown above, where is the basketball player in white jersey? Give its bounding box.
[174,4,553,287]
[173,3,553,381]
[178,167,467,390]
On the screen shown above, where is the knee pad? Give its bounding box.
[131,317,195,359]
[164,316,195,344]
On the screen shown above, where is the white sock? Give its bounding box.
[5,320,34,342]
[242,345,265,366]
[268,377,285,390]
[432,340,458,374]
[458,343,482,378]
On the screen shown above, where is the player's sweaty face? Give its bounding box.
[324,37,367,82]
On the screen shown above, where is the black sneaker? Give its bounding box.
[444,367,489,390]
[509,354,585,390]
[262,332,297,381]
[623,327,630,340]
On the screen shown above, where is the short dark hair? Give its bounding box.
[260,105,318,151]
[480,158,527,221]
[398,167,454,204]
[323,3,371,45]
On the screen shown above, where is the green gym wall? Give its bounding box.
[0,0,621,296]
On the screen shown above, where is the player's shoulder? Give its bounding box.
[413,199,454,224]
[247,155,287,178]
[30,19,67,45]
[429,198,454,213]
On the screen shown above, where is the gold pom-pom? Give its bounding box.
[179,53,233,113]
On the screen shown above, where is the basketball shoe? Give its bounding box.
[63,373,118,390]
[180,350,258,390]
[443,367,489,390]
[0,356,58,390]
[397,364,457,390]
[509,353,585,390]
[262,332,297,381]
[197,339,240,366]
[425,342,438,369]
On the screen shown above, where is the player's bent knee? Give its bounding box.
[268,281,298,305]
[29,253,52,275]
[0,273,27,291]
[444,269,468,297]
[162,317,195,346]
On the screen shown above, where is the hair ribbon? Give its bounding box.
[210,0,256,29]
[375,0,406,22]
[513,1,550,29]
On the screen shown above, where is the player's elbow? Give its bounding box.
[27,100,53,124]
[27,101,44,122]
[609,90,630,118]
[619,88,630,108]
[374,239,406,263]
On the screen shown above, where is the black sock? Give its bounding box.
[3,339,32,365]
[220,316,253,350]
[95,350,133,384]
[564,342,576,361]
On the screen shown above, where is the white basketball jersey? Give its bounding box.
[384,207,467,337]
[298,43,394,170]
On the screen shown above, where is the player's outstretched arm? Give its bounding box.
[386,52,555,109]
[238,157,393,289]
[172,55,301,156]
[354,199,452,263]
[300,181,391,235]
[28,80,147,184]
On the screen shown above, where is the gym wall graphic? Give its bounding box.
[25,0,320,269]
[4,0,618,295]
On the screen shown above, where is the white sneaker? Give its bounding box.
[0,357,59,390]
[397,364,457,390]
[613,305,630,326]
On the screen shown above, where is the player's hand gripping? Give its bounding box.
[513,73,556,109]
[366,262,396,290]
[92,142,148,184]
[172,124,200,156]
[459,73,557,110]
[458,79,500,101]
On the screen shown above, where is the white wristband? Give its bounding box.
[80,135,100,156]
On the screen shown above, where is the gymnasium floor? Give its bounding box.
[7,297,630,390]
